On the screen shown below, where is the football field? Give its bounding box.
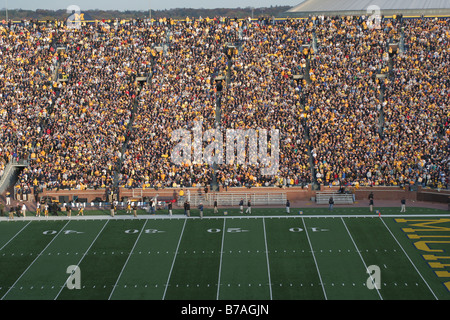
[0,207,449,301]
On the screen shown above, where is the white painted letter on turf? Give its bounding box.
[66,265,81,290]
[366,265,381,290]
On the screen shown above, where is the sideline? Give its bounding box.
[1,213,450,222]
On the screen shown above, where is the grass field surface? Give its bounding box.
[0,206,449,301]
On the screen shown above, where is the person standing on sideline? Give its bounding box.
[214,200,218,214]
[329,197,334,210]
[245,200,252,214]
[110,202,115,217]
[239,198,244,214]
[21,203,27,217]
[9,207,14,220]
[150,199,156,214]
[36,202,41,217]
[44,203,49,217]
[0,201,4,217]
[400,198,406,212]
[198,202,204,219]
[286,200,290,214]
[168,201,173,217]
[183,200,188,216]
[133,203,137,217]
[368,192,374,212]
[186,201,191,217]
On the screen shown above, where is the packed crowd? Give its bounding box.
[0,15,447,193]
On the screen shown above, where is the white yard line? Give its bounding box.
[108,219,148,300]
[302,217,328,300]
[0,221,32,251]
[340,217,383,300]
[1,220,71,300]
[379,217,438,300]
[54,219,110,300]
[262,217,273,300]
[162,218,187,300]
[216,218,226,300]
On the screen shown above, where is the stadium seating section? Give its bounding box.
[0,16,448,194]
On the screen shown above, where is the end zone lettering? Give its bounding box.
[225,304,269,317]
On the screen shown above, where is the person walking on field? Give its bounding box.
[239,199,244,214]
[245,200,252,214]
[286,200,290,214]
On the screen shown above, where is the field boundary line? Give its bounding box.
[162,218,187,300]
[0,221,32,252]
[108,219,148,300]
[379,217,439,300]
[216,218,226,300]
[1,220,71,300]
[302,217,327,300]
[262,218,273,300]
[340,217,383,300]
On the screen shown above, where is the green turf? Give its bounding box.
[164,218,223,300]
[0,207,449,300]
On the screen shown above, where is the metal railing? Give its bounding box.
[315,192,355,205]
[177,192,287,207]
